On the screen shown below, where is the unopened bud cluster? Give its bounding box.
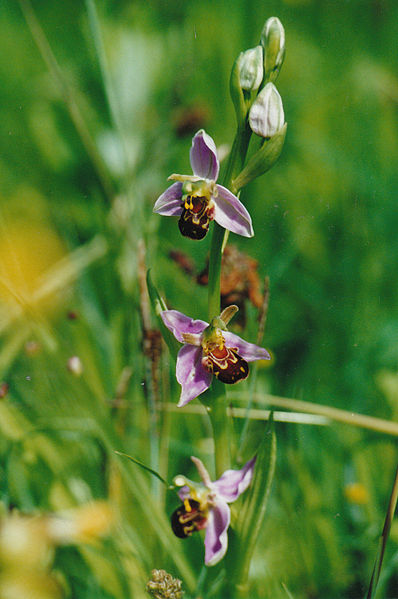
[231,16,285,142]
[231,17,285,139]
[146,569,183,599]
[227,16,287,191]
[250,17,285,139]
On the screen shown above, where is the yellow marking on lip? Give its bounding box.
[184,196,194,210]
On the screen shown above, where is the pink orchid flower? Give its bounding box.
[153,130,253,240]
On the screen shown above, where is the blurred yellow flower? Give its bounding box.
[46,501,114,545]
[344,482,369,505]
[0,571,61,599]
[0,513,51,569]
[0,220,66,313]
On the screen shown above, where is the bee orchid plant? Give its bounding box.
[150,15,285,593]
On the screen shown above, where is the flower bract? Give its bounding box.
[171,455,256,566]
[153,130,254,240]
[161,307,270,406]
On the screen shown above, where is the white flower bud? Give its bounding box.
[67,356,83,376]
[238,46,263,92]
[249,83,285,138]
[261,17,285,82]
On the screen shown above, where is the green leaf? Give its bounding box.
[146,269,180,359]
[231,414,277,594]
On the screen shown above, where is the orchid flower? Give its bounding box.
[161,305,270,406]
[153,129,253,240]
[171,455,256,566]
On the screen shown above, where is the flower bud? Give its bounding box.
[230,46,263,127]
[67,356,83,376]
[238,46,263,93]
[249,83,284,138]
[260,17,285,83]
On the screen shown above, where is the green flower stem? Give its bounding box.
[205,121,252,477]
[205,379,233,478]
[207,222,226,320]
[208,120,252,319]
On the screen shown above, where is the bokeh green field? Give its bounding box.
[1,1,398,597]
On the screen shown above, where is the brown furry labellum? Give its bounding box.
[203,345,249,384]
[171,499,207,538]
[178,196,212,240]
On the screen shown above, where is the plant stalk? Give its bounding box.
[205,121,252,477]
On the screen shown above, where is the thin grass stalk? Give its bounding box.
[366,464,398,599]
[233,393,398,436]
[162,402,329,425]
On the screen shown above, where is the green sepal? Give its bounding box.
[114,451,174,490]
[230,52,248,128]
[230,49,264,129]
[146,269,180,360]
[232,123,287,192]
[231,414,277,593]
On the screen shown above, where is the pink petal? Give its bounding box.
[212,456,256,502]
[176,345,212,406]
[153,182,183,216]
[223,332,270,362]
[204,499,230,566]
[161,310,208,343]
[190,130,219,181]
[213,185,254,237]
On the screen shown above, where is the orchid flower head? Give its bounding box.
[171,455,256,566]
[153,130,254,240]
[161,306,270,407]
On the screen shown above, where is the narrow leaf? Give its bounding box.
[232,414,277,592]
[146,269,180,359]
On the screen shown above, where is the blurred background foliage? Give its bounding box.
[1,0,398,597]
